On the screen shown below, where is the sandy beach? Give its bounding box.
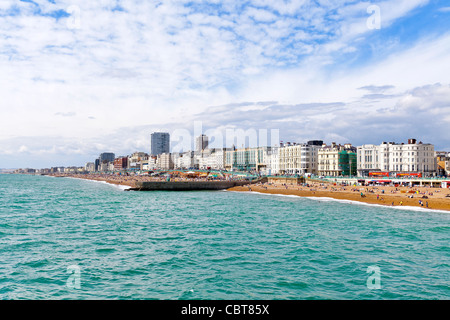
[228,182,450,212]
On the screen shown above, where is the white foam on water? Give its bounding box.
[305,197,449,213]
[64,176,131,191]
[226,190,449,214]
[226,190,300,199]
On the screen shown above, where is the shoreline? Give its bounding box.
[228,190,450,214]
[63,176,131,190]
[227,185,450,212]
[40,173,450,212]
[49,173,137,188]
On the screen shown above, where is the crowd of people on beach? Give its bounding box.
[239,179,450,210]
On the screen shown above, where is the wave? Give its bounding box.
[306,196,449,213]
[227,190,450,214]
[63,176,130,191]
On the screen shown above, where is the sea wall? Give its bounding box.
[131,180,254,191]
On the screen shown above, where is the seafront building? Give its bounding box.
[157,152,174,170]
[141,156,157,170]
[278,140,322,175]
[99,161,113,172]
[114,157,128,171]
[150,132,170,156]
[178,151,195,169]
[357,139,436,177]
[205,148,229,170]
[95,152,115,172]
[197,149,213,170]
[263,147,279,175]
[318,143,357,177]
[32,135,444,177]
[84,162,95,172]
[65,166,84,173]
[436,152,450,176]
[225,146,272,172]
[128,152,148,170]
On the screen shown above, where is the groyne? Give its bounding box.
[129,179,266,191]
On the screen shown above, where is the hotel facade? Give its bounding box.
[278,140,322,175]
[357,139,436,177]
[225,147,272,172]
[318,143,357,177]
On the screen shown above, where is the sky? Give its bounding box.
[0,0,449,168]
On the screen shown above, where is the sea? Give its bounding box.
[0,174,448,300]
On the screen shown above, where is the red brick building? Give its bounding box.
[114,157,128,170]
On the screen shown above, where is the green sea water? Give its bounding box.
[0,174,448,300]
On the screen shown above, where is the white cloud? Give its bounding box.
[0,0,448,168]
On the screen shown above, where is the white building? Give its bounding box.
[225,146,272,172]
[128,152,148,170]
[279,140,322,175]
[357,139,436,176]
[356,144,381,176]
[171,152,181,169]
[210,148,227,170]
[196,149,211,170]
[85,162,95,172]
[142,156,158,170]
[157,153,173,170]
[178,151,194,169]
[318,143,357,177]
[171,151,194,169]
[197,148,227,170]
[263,147,279,175]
